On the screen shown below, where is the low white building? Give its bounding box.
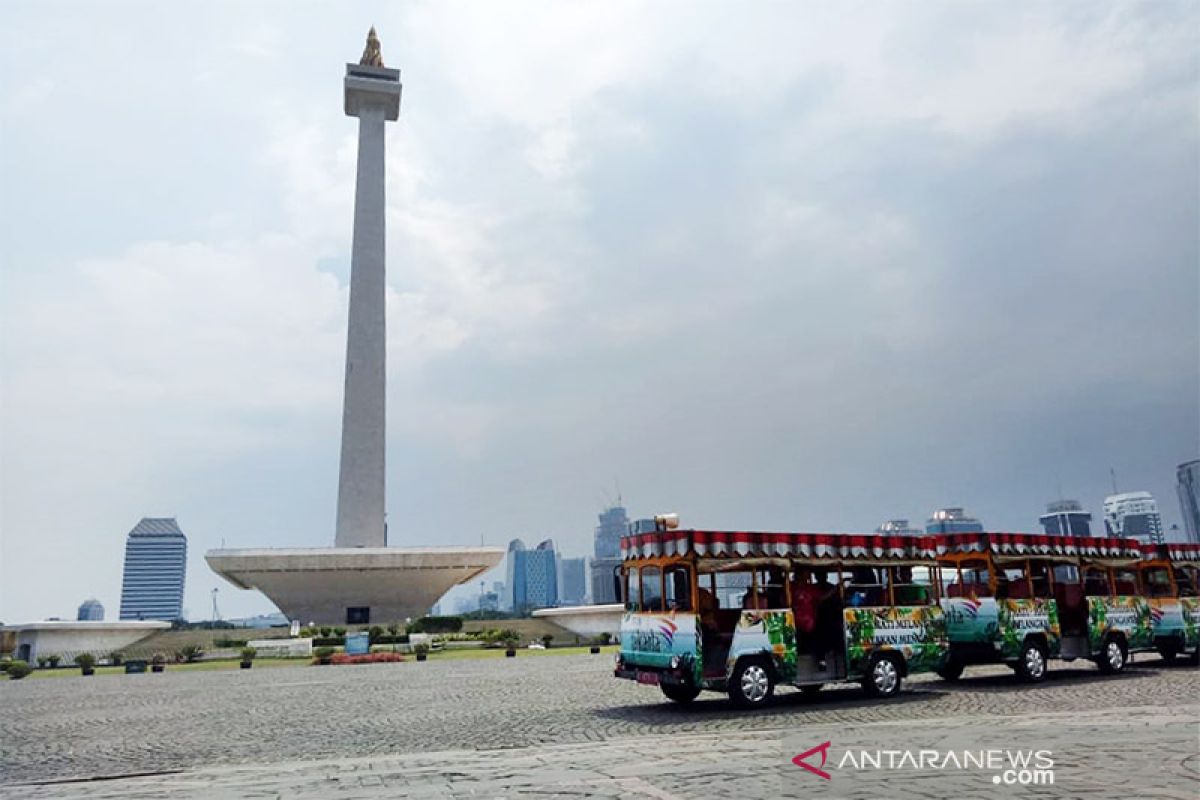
[6,620,169,664]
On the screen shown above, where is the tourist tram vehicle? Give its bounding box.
[934,532,1155,681]
[1139,542,1200,664]
[614,521,949,707]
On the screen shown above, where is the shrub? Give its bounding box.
[407,616,463,634]
[179,644,203,663]
[36,656,49,668]
[387,622,400,637]
[333,627,347,637]
[368,625,384,643]
[329,652,404,665]
[47,655,61,668]
[0,659,10,673]
[541,635,554,649]
[313,646,335,665]
[7,660,31,680]
[240,647,257,661]
[412,642,430,656]
[74,653,96,669]
[151,652,167,665]
[319,627,332,637]
[598,632,613,645]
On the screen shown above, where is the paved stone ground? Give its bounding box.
[1,653,1197,798]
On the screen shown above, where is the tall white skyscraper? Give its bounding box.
[1103,491,1164,545]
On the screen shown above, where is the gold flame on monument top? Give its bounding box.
[360,26,384,67]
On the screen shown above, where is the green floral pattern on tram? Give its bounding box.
[1182,598,1200,648]
[844,606,947,677]
[732,611,798,682]
[995,599,1061,660]
[1088,596,1154,651]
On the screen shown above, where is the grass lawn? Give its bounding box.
[421,645,618,661]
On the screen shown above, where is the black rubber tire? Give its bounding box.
[1014,641,1049,683]
[1096,636,1127,675]
[861,654,902,698]
[728,659,775,708]
[660,683,701,704]
[936,657,964,682]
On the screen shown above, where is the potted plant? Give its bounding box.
[589,636,602,655]
[413,642,429,662]
[36,656,49,669]
[75,653,96,676]
[541,635,554,650]
[151,653,166,673]
[47,654,61,669]
[503,635,518,658]
[108,651,123,666]
[7,660,31,680]
[314,646,334,666]
[179,644,203,663]
[240,647,256,669]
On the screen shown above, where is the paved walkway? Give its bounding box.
[2,654,1197,798]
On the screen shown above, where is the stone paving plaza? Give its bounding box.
[1,653,1197,798]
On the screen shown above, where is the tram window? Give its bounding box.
[713,571,753,610]
[997,566,1029,600]
[624,567,639,611]
[890,566,931,605]
[1029,562,1053,599]
[664,566,693,611]
[846,566,885,607]
[1176,567,1198,598]
[1112,568,1138,595]
[947,560,992,598]
[1083,568,1111,596]
[752,568,787,608]
[1053,564,1079,584]
[1141,567,1173,598]
[641,567,664,612]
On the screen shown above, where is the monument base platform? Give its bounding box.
[205,546,503,625]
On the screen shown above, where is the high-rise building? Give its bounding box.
[119,517,187,621]
[1038,500,1092,537]
[506,538,559,612]
[1177,460,1200,545]
[558,557,587,606]
[875,519,923,536]
[590,505,629,605]
[76,598,105,621]
[925,507,984,534]
[1103,492,1164,545]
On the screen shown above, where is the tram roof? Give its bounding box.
[1141,541,1200,565]
[619,530,939,562]
[933,532,1142,560]
[619,530,1147,563]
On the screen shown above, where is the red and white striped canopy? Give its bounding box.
[620,530,939,562]
[936,532,1142,560]
[1144,542,1200,565]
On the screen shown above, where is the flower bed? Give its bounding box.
[322,652,406,666]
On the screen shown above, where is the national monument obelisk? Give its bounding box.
[336,26,399,548]
[206,30,503,624]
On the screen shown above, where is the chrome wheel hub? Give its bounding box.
[1107,642,1123,670]
[741,664,769,702]
[873,659,898,694]
[1025,647,1045,678]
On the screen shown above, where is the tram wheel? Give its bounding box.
[660,683,701,704]
[729,658,775,708]
[1014,641,1048,683]
[936,657,964,682]
[862,654,902,698]
[1096,636,1127,675]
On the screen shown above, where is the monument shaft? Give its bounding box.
[336,62,401,548]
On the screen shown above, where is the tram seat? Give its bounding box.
[1007,582,1031,600]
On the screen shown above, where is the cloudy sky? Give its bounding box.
[1,2,1196,622]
